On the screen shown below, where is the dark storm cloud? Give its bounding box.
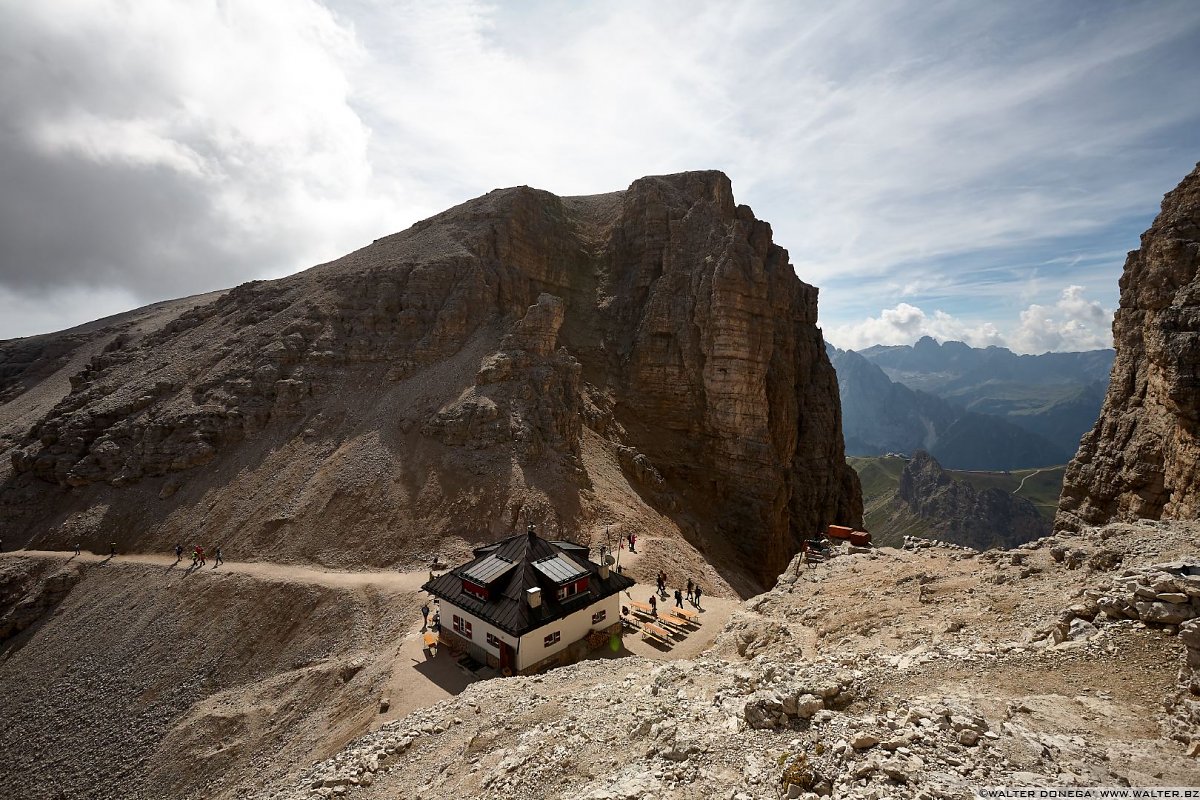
[0,137,222,296]
[0,1,390,338]
[1,0,1199,348]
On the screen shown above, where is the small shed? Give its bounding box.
[826,524,872,546]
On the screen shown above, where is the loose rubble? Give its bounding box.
[259,521,1200,800]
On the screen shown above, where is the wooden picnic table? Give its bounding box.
[659,614,693,630]
[628,600,657,614]
[641,622,673,645]
[673,606,700,621]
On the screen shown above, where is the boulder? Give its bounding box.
[794,694,825,719]
[744,691,786,729]
[1135,601,1196,625]
[849,732,879,749]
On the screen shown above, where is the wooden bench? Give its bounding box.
[641,623,673,646]
[660,613,693,630]
[672,606,700,622]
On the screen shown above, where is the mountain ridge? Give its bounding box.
[828,344,1076,469]
[0,170,861,589]
[856,337,1113,458]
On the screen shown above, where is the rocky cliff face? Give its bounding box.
[897,451,1049,549]
[0,171,860,587]
[1057,164,1200,532]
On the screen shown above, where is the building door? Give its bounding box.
[499,642,514,673]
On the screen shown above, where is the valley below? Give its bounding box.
[849,455,1066,549]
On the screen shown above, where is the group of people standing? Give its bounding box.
[174,543,223,567]
[652,569,703,612]
[421,599,441,631]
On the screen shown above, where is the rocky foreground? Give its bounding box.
[261,521,1200,800]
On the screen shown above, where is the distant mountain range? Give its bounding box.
[829,337,1113,470]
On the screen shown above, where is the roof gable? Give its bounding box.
[532,554,588,584]
[462,553,517,585]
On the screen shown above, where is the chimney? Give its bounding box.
[526,587,542,608]
[598,564,610,579]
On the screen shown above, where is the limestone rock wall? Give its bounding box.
[0,171,859,585]
[1057,164,1200,532]
[898,450,1049,549]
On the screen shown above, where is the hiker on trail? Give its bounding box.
[74,542,81,556]
[629,533,637,553]
[686,578,694,603]
[674,588,683,608]
[109,542,116,557]
[197,546,206,566]
[421,601,430,630]
[648,595,657,616]
[693,583,703,609]
[655,572,663,596]
[174,544,183,562]
[214,546,223,567]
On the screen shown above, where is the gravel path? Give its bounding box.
[6,549,430,592]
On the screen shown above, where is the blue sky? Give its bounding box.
[1,1,1198,352]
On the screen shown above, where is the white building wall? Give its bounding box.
[516,593,621,671]
[438,601,518,659]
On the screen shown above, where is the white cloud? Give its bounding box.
[0,285,144,341]
[0,0,1197,339]
[825,303,1005,351]
[1009,285,1113,354]
[826,286,1113,354]
[0,0,402,300]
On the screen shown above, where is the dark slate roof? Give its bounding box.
[423,532,636,637]
[549,540,589,554]
[533,553,588,583]
[462,553,517,584]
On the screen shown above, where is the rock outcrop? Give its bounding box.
[0,171,860,586]
[895,451,1050,549]
[259,520,1200,800]
[1058,163,1200,532]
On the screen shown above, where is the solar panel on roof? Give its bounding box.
[462,554,516,584]
[532,554,587,583]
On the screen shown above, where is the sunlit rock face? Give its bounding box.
[1058,163,1200,532]
[0,170,860,585]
